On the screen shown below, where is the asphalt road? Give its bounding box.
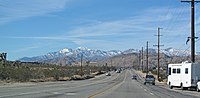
[0,69,199,98]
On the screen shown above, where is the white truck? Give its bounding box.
[167,61,200,90]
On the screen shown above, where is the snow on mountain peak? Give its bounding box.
[165,48,175,52]
[77,47,91,51]
[19,47,199,63]
[161,48,190,56]
[59,48,70,53]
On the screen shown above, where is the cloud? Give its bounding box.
[3,6,197,50]
[16,46,40,52]
[6,36,71,40]
[0,0,69,24]
[64,6,196,49]
[66,7,190,39]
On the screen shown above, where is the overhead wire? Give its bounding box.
[159,1,188,53]
[159,0,198,57]
[158,0,188,46]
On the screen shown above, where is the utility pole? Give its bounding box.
[146,41,149,75]
[80,54,83,76]
[154,27,164,81]
[181,0,200,63]
[142,47,144,72]
[110,59,113,72]
[138,50,141,70]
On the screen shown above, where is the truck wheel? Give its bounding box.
[169,85,173,89]
[197,86,200,92]
[180,83,186,90]
[169,82,173,89]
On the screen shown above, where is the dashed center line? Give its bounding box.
[65,93,77,95]
[52,92,61,94]
[149,92,154,95]
[142,87,155,96]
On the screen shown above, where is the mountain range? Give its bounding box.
[18,47,198,65]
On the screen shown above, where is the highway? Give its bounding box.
[0,69,199,98]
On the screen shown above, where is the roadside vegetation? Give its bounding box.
[0,61,115,82]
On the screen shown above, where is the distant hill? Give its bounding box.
[19,47,123,65]
[18,47,200,66]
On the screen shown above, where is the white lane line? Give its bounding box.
[0,91,40,97]
[52,92,61,94]
[88,71,128,98]
[0,73,122,98]
[149,92,154,95]
[65,93,77,95]
[143,88,155,96]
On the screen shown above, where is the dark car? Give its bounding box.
[132,75,137,80]
[144,75,155,85]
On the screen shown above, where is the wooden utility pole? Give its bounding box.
[146,41,149,75]
[138,50,141,70]
[80,54,83,76]
[181,0,200,63]
[154,27,164,81]
[111,59,113,66]
[141,47,144,71]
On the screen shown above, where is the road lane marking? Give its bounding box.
[65,92,77,95]
[149,92,154,95]
[52,92,61,94]
[0,72,123,98]
[87,80,123,98]
[0,79,114,97]
[0,91,41,97]
[1,80,117,97]
[143,87,155,96]
[87,71,128,98]
[138,85,143,88]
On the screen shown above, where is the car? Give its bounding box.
[144,74,155,85]
[116,70,121,73]
[106,72,111,76]
[197,81,200,92]
[132,75,137,80]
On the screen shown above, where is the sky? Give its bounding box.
[1,0,200,60]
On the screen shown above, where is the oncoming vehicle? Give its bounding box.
[144,74,155,85]
[106,72,111,76]
[116,70,121,73]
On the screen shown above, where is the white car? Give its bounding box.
[106,72,111,76]
[197,81,200,92]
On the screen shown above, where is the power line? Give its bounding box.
[160,4,188,50]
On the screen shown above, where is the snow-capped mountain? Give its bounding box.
[161,48,190,56]
[18,47,200,65]
[123,49,138,54]
[18,47,123,63]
